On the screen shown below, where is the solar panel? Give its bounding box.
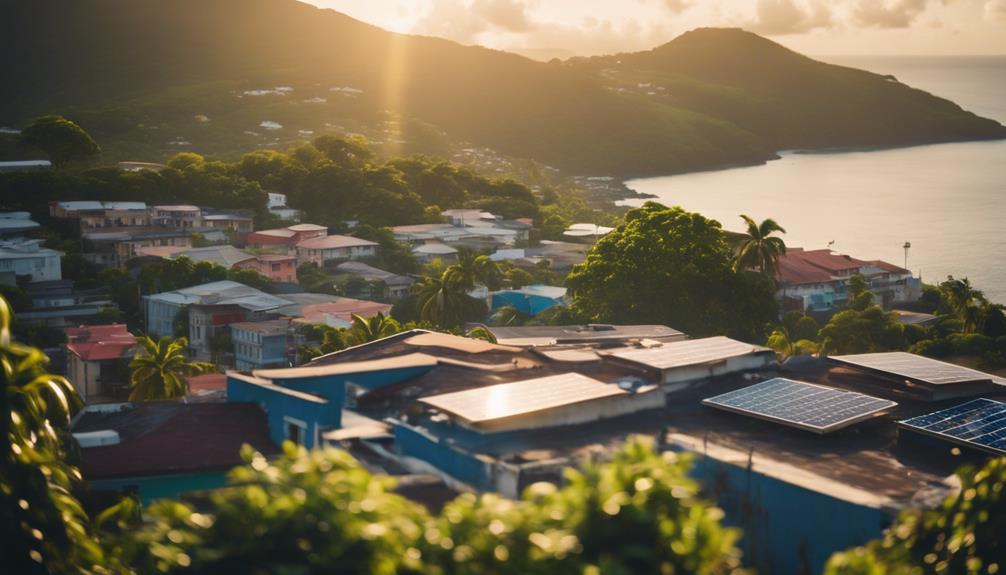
[419,373,627,424]
[898,398,1006,455]
[608,336,766,370]
[702,378,898,434]
[830,352,994,385]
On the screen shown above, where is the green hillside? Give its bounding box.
[2,0,1003,176]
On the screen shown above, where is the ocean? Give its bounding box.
[622,56,1006,304]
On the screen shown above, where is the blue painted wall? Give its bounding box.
[394,423,492,489]
[228,376,341,449]
[683,453,891,575]
[90,471,229,505]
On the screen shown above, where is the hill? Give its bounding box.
[2,0,1003,176]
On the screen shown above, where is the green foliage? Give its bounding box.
[0,296,110,573]
[115,437,747,575]
[825,457,1005,575]
[19,115,100,167]
[128,336,213,401]
[415,268,484,330]
[344,313,403,347]
[117,443,429,575]
[820,305,906,355]
[464,326,497,343]
[734,214,786,276]
[566,202,777,339]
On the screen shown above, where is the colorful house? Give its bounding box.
[64,324,136,403]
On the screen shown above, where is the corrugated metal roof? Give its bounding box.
[606,336,769,370]
[254,352,438,380]
[830,352,998,386]
[420,372,626,423]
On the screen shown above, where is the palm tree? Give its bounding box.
[344,312,402,346]
[940,276,987,332]
[473,255,503,291]
[766,326,820,361]
[128,336,213,401]
[416,267,471,329]
[735,215,787,276]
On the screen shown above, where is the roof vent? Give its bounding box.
[73,430,120,448]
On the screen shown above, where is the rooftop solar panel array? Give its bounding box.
[420,373,626,423]
[898,398,1006,455]
[830,352,995,385]
[703,378,898,433]
[608,336,765,370]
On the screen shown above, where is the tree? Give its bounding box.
[115,438,747,575]
[734,215,786,276]
[128,336,212,401]
[19,115,100,167]
[416,268,473,329]
[0,295,111,573]
[566,202,776,338]
[343,313,402,347]
[819,306,906,354]
[825,457,1005,575]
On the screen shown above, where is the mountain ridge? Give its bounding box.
[2,0,1003,176]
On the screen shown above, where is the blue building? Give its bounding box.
[227,352,438,449]
[232,319,290,370]
[490,284,567,315]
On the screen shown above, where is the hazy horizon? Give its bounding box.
[306,0,1006,59]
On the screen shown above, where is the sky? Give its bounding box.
[304,0,1006,58]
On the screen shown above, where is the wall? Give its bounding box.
[227,375,341,449]
[672,438,894,575]
[393,422,493,490]
[89,471,229,505]
[661,353,777,387]
[144,298,181,338]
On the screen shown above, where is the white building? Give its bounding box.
[0,239,62,283]
[295,235,378,267]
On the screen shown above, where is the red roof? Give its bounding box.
[75,402,279,479]
[65,324,135,361]
[299,299,392,324]
[777,249,908,285]
[186,373,228,399]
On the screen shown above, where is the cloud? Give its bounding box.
[985,0,1006,22]
[853,0,929,28]
[413,0,670,57]
[746,0,834,35]
[663,0,692,14]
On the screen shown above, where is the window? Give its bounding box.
[284,417,307,446]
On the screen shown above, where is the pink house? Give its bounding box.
[235,254,298,283]
[245,224,327,253]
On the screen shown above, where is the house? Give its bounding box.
[490,285,567,316]
[267,192,301,221]
[295,235,379,266]
[17,280,116,327]
[168,245,256,268]
[0,212,41,237]
[303,330,1006,574]
[83,227,193,267]
[562,223,614,242]
[776,248,921,312]
[232,319,292,371]
[412,242,457,263]
[200,212,254,234]
[0,238,62,283]
[143,280,289,340]
[332,261,415,300]
[236,254,298,283]
[49,201,150,232]
[151,205,202,229]
[64,324,135,403]
[245,223,327,252]
[72,402,279,503]
[484,324,687,347]
[290,297,393,329]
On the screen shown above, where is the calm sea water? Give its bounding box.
[623,56,1006,303]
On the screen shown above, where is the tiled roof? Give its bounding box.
[65,324,135,361]
[75,402,278,479]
